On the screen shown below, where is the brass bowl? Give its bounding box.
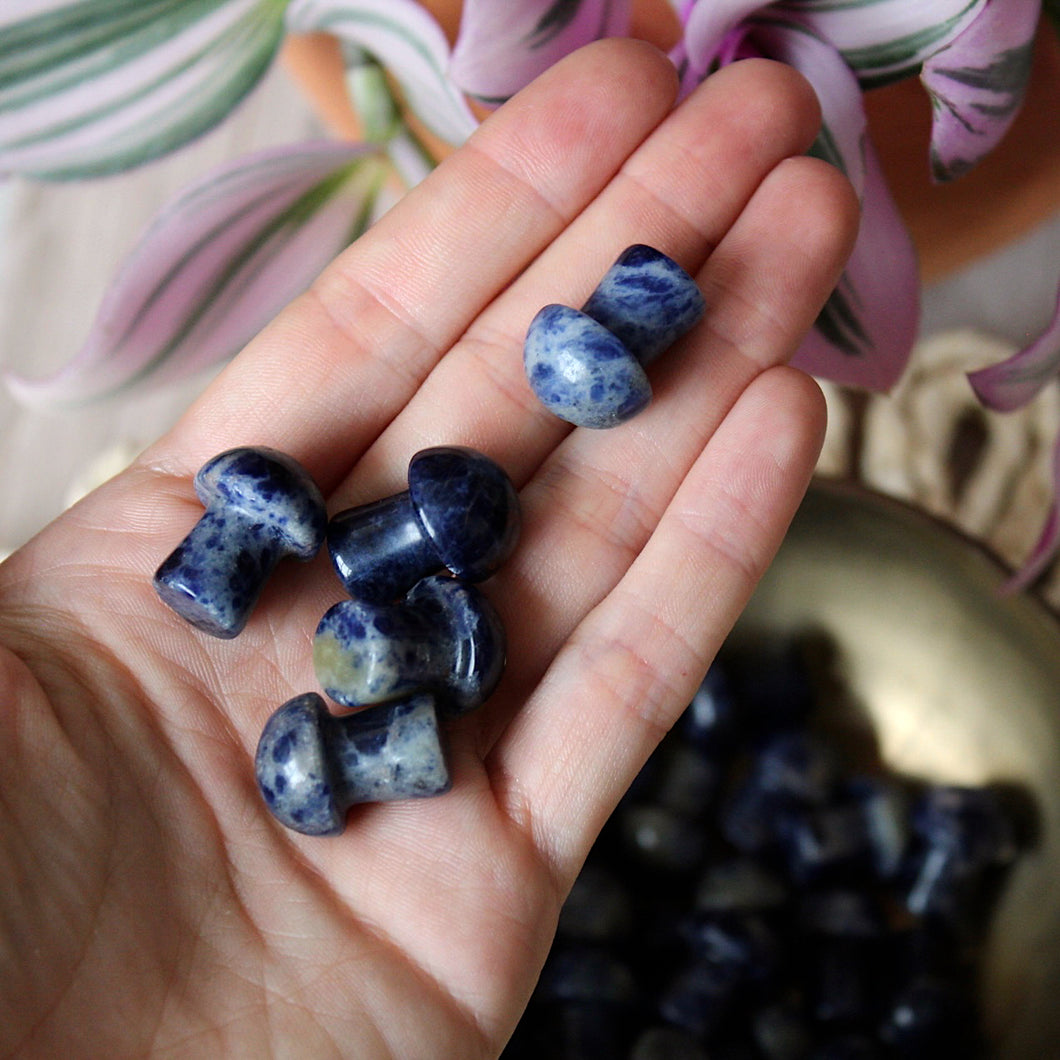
[729,479,1060,1057]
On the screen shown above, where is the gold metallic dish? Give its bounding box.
[731,479,1060,1058]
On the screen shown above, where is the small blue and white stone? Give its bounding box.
[313,574,506,714]
[255,691,451,836]
[154,446,327,638]
[524,303,652,429]
[327,446,520,603]
[581,244,706,365]
[523,244,705,429]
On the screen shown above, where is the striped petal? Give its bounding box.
[793,141,920,390]
[681,0,770,81]
[718,17,919,390]
[749,16,870,194]
[285,0,477,146]
[968,281,1060,411]
[0,0,286,180]
[682,0,988,87]
[795,0,987,86]
[7,141,385,406]
[449,0,632,105]
[921,0,1040,181]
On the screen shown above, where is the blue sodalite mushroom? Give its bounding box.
[523,244,705,429]
[255,691,451,835]
[903,785,1019,919]
[313,574,505,714]
[153,446,326,638]
[581,244,708,365]
[327,445,520,603]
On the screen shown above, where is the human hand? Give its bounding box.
[0,40,857,1058]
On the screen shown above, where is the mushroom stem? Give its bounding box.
[255,692,451,836]
[153,510,281,638]
[328,493,437,603]
[313,575,506,714]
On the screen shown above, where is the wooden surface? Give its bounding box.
[1,60,1059,609]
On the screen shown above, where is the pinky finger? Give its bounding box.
[490,364,827,885]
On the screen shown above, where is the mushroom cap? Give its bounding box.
[255,692,345,836]
[195,446,326,559]
[524,304,652,429]
[406,575,506,715]
[313,597,427,708]
[407,446,521,581]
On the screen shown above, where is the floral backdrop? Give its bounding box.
[1,0,1059,586]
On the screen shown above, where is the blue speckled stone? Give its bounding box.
[775,802,872,884]
[901,784,1020,920]
[910,785,1018,871]
[524,304,652,429]
[682,661,741,753]
[753,731,840,804]
[630,1027,709,1060]
[658,960,737,1038]
[799,890,886,939]
[620,803,706,873]
[694,857,789,913]
[581,244,706,366]
[154,447,326,638]
[751,1003,812,1060]
[313,574,505,713]
[878,975,976,1056]
[536,946,638,1006]
[523,245,704,429]
[678,912,782,985]
[327,446,520,603]
[844,776,910,879]
[255,691,451,836]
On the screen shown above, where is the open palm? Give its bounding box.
[0,42,857,1059]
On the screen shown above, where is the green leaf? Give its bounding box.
[286,0,477,146]
[0,0,287,180]
[7,141,386,405]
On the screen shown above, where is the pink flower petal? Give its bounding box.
[680,0,987,87]
[681,0,769,82]
[795,0,986,85]
[748,16,870,194]
[967,281,1060,411]
[449,0,631,105]
[706,16,920,390]
[792,136,920,391]
[921,0,1040,181]
[7,141,383,406]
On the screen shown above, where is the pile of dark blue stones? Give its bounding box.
[505,635,1033,1059]
[153,443,521,835]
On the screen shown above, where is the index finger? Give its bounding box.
[148,39,680,491]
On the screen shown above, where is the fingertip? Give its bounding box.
[733,364,829,489]
[530,36,680,112]
[467,38,680,194]
[695,57,824,157]
[768,153,862,289]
